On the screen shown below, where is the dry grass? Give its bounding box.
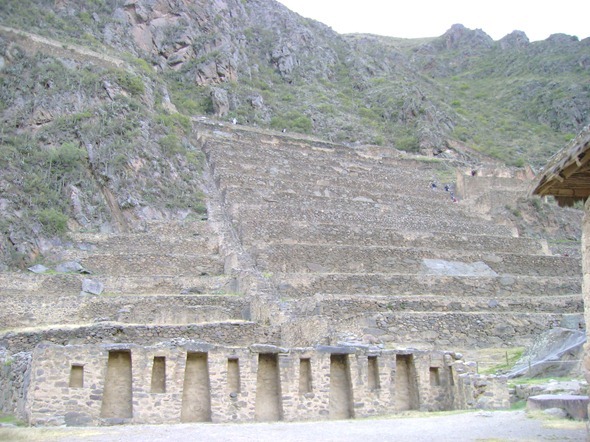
[526,410,587,431]
[0,427,102,441]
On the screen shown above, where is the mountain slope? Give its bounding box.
[0,0,589,268]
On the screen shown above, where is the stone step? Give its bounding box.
[71,220,213,240]
[218,181,470,222]
[69,222,218,255]
[274,273,581,298]
[209,140,445,176]
[0,273,235,295]
[236,220,547,255]
[0,321,280,353]
[232,204,515,237]
[1,293,248,330]
[250,244,580,277]
[208,150,444,191]
[285,294,582,315]
[205,129,432,174]
[67,235,217,256]
[212,164,452,203]
[329,310,571,348]
[68,252,224,276]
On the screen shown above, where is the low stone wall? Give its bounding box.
[0,273,235,296]
[78,295,249,325]
[366,311,573,349]
[1,292,246,329]
[22,341,509,426]
[456,171,530,202]
[234,204,514,238]
[277,273,581,298]
[252,244,579,277]
[74,253,224,277]
[305,294,583,315]
[0,323,280,353]
[237,220,546,255]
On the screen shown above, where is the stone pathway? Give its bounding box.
[1,411,586,441]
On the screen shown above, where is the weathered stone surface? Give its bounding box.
[64,411,93,426]
[210,87,229,117]
[420,259,497,276]
[81,278,104,296]
[28,264,48,274]
[56,261,89,274]
[527,394,589,420]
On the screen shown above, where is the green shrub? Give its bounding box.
[159,133,184,154]
[49,142,87,174]
[396,133,419,152]
[36,208,68,236]
[116,72,145,96]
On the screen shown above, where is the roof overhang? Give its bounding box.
[532,127,590,207]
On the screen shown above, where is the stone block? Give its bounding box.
[527,394,589,420]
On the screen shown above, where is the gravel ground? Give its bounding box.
[0,411,587,442]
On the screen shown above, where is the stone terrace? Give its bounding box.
[199,124,583,350]
[0,220,271,350]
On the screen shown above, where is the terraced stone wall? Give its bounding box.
[0,323,280,354]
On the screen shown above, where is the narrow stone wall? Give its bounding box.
[0,349,31,418]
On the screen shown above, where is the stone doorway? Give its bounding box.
[100,350,133,419]
[255,353,283,421]
[329,354,354,419]
[395,354,419,411]
[180,352,212,422]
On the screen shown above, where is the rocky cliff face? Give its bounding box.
[0,0,589,268]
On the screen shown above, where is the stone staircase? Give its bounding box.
[198,124,583,350]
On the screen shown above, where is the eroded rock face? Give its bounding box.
[442,23,494,51]
[210,87,229,117]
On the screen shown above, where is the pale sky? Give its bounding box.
[276,0,590,42]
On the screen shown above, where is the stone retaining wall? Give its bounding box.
[276,273,581,298]
[21,342,508,426]
[252,244,579,277]
[0,323,280,354]
[236,220,547,255]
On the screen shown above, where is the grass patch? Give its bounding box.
[477,347,525,375]
[510,399,526,410]
[0,415,25,427]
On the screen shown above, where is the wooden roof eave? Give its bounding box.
[533,135,590,198]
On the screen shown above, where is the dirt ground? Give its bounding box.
[0,410,587,442]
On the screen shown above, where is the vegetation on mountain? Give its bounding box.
[0,0,588,268]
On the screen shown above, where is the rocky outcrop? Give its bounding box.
[499,30,530,50]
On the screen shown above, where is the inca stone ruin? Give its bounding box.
[2,122,585,425]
